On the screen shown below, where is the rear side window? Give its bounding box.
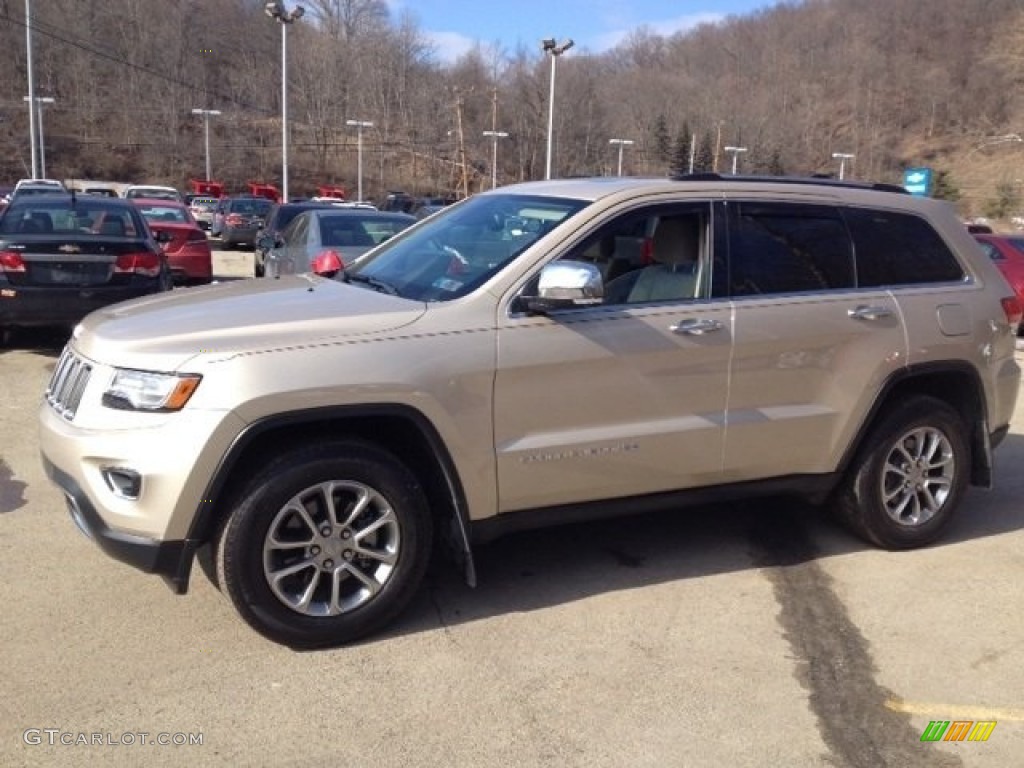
[728,203,854,296]
[845,208,965,286]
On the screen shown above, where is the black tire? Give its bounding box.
[158,263,174,292]
[835,396,970,550]
[216,440,432,647]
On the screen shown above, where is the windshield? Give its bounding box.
[0,200,143,236]
[345,193,588,301]
[138,204,191,223]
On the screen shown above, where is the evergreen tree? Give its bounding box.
[653,115,672,167]
[931,170,961,202]
[694,132,715,173]
[670,128,692,176]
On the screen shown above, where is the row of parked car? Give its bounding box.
[5,173,1024,344]
[0,178,435,336]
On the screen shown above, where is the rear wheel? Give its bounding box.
[216,440,432,647]
[835,396,970,549]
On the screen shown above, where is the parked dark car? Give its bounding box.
[213,196,273,249]
[261,209,416,278]
[0,194,172,335]
[253,201,338,276]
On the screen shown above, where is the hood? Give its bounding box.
[73,275,426,370]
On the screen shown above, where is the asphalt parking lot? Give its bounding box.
[1,250,1022,766]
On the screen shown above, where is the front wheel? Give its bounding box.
[216,441,433,647]
[835,396,970,549]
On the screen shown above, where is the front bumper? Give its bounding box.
[43,456,197,592]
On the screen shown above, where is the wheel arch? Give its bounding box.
[189,404,477,585]
[839,361,992,488]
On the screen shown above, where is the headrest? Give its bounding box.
[652,217,699,266]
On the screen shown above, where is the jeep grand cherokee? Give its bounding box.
[39,175,1022,647]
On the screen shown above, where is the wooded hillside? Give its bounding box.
[2,0,1023,215]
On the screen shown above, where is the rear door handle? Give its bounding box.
[847,305,894,321]
[670,318,724,335]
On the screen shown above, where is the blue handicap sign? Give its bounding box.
[903,167,932,196]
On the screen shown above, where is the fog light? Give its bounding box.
[101,467,142,500]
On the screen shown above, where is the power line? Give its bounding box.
[0,8,275,116]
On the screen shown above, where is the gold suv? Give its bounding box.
[39,175,1022,647]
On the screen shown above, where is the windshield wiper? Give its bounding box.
[345,272,401,296]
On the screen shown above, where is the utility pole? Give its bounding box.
[455,91,469,199]
[713,122,723,173]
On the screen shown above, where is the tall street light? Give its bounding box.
[482,130,509,189]
[723,145,748,174]
[265,1,305,203]
[608,138,634,176]
[542,37,573,180]
[192,108,222,181]
[24,96,54,178]
[25,0,38,178]
[346,120,373,202]
[831,152,855,180]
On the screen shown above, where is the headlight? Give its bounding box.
[102,369,201,411]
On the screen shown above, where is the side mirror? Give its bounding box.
[154,230,173,244]
[311,249,344,278]
[522,260,604,314]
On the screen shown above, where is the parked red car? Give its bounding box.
[133,199,213,285]
[974,233,1024,333]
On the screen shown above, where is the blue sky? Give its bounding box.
[384,0,778,61]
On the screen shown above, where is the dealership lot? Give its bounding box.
[1,251,1022,766]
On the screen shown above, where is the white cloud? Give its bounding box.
[591,12,725,51]
[425,30,479,63]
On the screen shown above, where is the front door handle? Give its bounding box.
[847,305,894,321]
[670,318,724,335]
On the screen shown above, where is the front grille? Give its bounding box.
[46,347,93,420]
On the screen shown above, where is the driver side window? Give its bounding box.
[561,205,711,305]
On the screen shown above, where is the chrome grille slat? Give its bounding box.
[46,347,92,420]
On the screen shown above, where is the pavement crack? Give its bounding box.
[748,504,962,768]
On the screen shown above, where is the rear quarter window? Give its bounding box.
[845,208,965,287]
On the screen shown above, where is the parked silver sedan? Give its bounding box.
[260,209,416,278]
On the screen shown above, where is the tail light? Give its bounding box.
[0,251,26,273]
[1002,295,1022,328]
[311,249,344,277]
[225,214,244,226]
[114,253,162,277]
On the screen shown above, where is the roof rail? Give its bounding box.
[670,172,909,195]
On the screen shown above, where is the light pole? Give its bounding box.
[541,37,573,180]
[192,108,222,181]
[608,138,634,176]
[25,0,38,178]
[346,120,373,202]
[831,152,855,180]
[482,130,509,189]
[723,145,748,174]
[23,96,54,178]
[265,1,305,203]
